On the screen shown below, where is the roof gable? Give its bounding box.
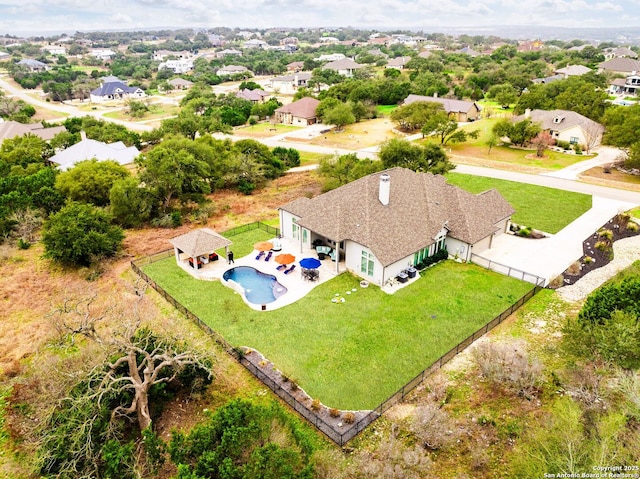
[275,97,320,118]
[281,167,514,266]
[169,228,232,258]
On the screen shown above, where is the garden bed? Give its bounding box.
[557,214,640,286]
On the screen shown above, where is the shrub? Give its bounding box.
[566,261,581,275]
[343,412,355,424]
[594,240,609,251]
[583,256,594,264]
[628,222,639,232]
[548,275,565,288]
[578,277,640,324]
[516,227,531,237]
[556,140,571,150]
[17,238,31,249]
[573,143,583,154]
[329,408,340,418]
[409,403,460,450]
[311,399,321,411]
[472,341,543,398]
[289,381,298,392]
[597,228,613,242]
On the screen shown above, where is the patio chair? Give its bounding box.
[276,264,287,271]
[264,251,273,262]
[255,251,265,260]
[284,265,296,275]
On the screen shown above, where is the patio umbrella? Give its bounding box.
[254,241,274,251]
[299,257,322,269]
[275,253,295,265]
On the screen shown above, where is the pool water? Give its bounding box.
[222,266,288,305]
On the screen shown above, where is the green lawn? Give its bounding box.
[376,105,397,116]
[443,118,596,170]
[299,151,332,166]
[143,251,533,410]
[445,172,592,234]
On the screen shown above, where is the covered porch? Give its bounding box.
[169,228,232,273]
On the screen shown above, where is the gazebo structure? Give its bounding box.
[169,228,232,271]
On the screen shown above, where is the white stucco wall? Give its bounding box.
[445,238,472,262]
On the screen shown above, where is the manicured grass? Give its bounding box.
[445,172,592,234]
[376,104,398,116]
[143,253,533,410]
[441,118,596,170]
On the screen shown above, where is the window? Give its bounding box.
[361,251,374,277]
[570,136,579,144]
[302,228,308,244]
[292,218,298,239]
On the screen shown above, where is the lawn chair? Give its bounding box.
[276,264,287,271]
[255,251,265,260]
[284,265,296,275]
[264,251,273,262]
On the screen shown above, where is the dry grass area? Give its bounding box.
[580,166,640,192]
[307,118,399,149]
[233,123,302,139]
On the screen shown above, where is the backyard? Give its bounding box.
[142,227,534,411]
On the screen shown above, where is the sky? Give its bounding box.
[0,0,639,37]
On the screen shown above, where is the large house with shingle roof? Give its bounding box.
[514,109,604,151]
[598,57,640,76]
[402,94,481,122]
[278,168,514,286]
[274,97,320,125]
[90,78,145,103]
[322,58,364,77]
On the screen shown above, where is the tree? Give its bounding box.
[390,101,443,132]
[421,114,480,145]
[318,153,384,190]
[322,103,355,131]
[137,139,211,212]
[486,83,518,107]
[55,159,131,207]
[602,104,640,152]
[493,118,541,147]
[379,138,455,174]
[530,130,555,157]
[39,297,212,477]
[42,202,124,267]
[109,177,154,228]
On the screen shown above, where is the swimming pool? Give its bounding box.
[222,266,288,305]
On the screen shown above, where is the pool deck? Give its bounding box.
[176,236,349,311]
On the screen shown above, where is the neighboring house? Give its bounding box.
[152,50,192,61]
[90,79,145,103]
[554,65,591,78]
[236,88,269,103]
[385,56,412,70]
[609,74,640,96]
[279,168,514,286]
[417,50,433,59]
[0,120,66,143]
[167,78,194,90]
[158,58,194,74]
[17,59,48,72]
[532,74,564,84]
[89,49,116,61]
[215,48,242,58]
[41,46,66,55]
[456,46,481,57]
[281,37,299,47]
[243,39,268,49]
[402,94,482,122]
[216,65,250,76]
[286,61,304,73]
[0,51,11,62]
[514,109,605,150]
[274,97,320,126]
[269,72,311,94]
[314,53,345,62]
[604,47,638,60]
[323,58,364,77]
[598,57,640,76]
[48,136,140,171]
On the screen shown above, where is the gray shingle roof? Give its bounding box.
[323,58,364,71]
[91,81,142,97]
[598,57,640,73]
[169,228,232,258]
[402,94,479,114]
[513,109,604,136]
[280,167,514,267]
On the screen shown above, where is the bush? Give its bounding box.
[628,222,639,232]
[573,143,583,155]
[578,277,640,324]
[343,412,355,424]
[409,403,460,450]
[584,256,594,264]
[329,408,340,418]
[556,140,571,150]
[311,399,321,411]
[472,341,543,398]
[416,248,448,270]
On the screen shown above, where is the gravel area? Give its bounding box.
[556,235,640,302]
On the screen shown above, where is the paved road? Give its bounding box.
[4,76,638,284]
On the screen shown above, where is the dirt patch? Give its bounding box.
[580,166,640,192]
[308,118,398,149]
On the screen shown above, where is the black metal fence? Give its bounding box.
[471,253,546,287]
[131,222,542,446]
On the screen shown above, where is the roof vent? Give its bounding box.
[379,173,390,206]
